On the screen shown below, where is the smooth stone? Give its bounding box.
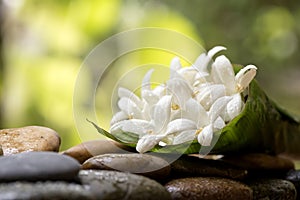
[171,155,248,180]
[221,153,294,171]
[0,126,61,155]
[62,139,135,164]
[82,153,171,180]
[0,181,94,200]
[0,151,80,182]
[165,177,252,200]
[247,179,296,200]
[0,145,3,156]
[79,170,171,200]
[285,170,300,198]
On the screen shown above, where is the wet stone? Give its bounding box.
[247,178,296,200]
[82,153,171,180]
[165,177,252,200]
[62,139,135,164]
[0,126,61,155]
[79,169,171,200]
[0,181,94,200]
[170,155,248,180]
[0,151,80,182]
[285,170,300,199]
[221,153,294,176]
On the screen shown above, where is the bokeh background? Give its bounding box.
[0,0,300,151]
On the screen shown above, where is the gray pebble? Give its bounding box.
[79,170,171,200]
[0,181,94,200]
[0,152,80,182]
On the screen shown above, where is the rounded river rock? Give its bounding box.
[82,153,171,180]
[62,139,135,164]
[79,169,171,200]
[247,178,296,200]
[0,151,80,182]
[221,153,294,171]
[285,170,300,198]
[165,177,252,200]
[170,155,248,180]
[0,181,94,200]
[0,126,61,155]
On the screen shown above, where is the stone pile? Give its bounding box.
[0,126,299,199]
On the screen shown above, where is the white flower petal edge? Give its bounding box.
[198,124,213,146]
[152,95,172,133]
[110,119,153,136]
[235,65,257,92]
[110,46,257,153]
[136,134,165,153]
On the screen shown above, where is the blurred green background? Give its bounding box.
[0,0,300,151]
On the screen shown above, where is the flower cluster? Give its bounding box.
[110,46,257,153]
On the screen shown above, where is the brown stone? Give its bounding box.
[0,145,3,156]
[62,139,135,164]
[170,155,248,180]
[221,153,294,171]
[247,178,296,200]
[0,126,61,155]
[82,153,171,180]
[165,177,252,200]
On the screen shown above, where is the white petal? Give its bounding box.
[167,78,193,109]
[207,46,227,58]
[136,134,164,153]
[193,71,209,86]
[213,116,226,130]
[153,95,172,132]
[226,93,243,121]
[198,124,213,146]
[183,98,209,127]
[211,55,236,94]
[110,111,128,126]
[196,84,226,110]
[165,118,197,135]
[110,119,153,136]
[171,57,182,70]
[118,87,143,108]
[142,90,159,105]
[118,97,142,119]
[235,65,257,92]
[152,85,165,97]
[142,69,154,91]
[172,130,197,145]
[177,67,197,85]
[193,46,226,73]
[193,53,208,72]
[208,96,232,122]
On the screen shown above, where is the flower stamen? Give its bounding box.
[171,104,180,110]
[195,128,203,135]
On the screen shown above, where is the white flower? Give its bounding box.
[110,45,257,153]
[110,87,145,126]
[165,96,231,146]
[210,55,257,121]
[111,95,172,153]
[211,55,257,95]
[170,46,227,86]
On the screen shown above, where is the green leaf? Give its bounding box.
[87,119,138,147]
